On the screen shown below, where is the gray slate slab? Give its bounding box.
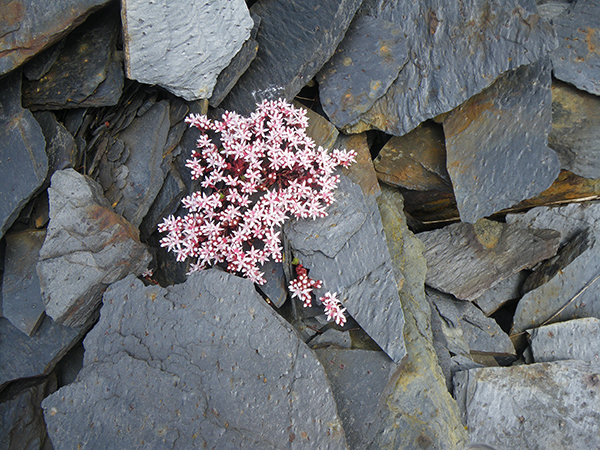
[42,272,348,450]
[220,0,364,115]
[317,14,407,128]
[0,0,110,75]
[0,69,48,239]
[121,0,253,100]
[284,175,407,364]
[343,0,558,136]
[2,229,46,336]
[33,112,80,177]
[443,59,561,222]
[453,361,600,449]
[37,169,151,327]
[418,219,560,301]
[551,0,600,95]
[528,317,600,364]
[473,270,528,316]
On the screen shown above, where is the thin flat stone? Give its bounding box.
[296,101,339,151]
[334,132,381,198]
[474,271,528,316]
[33,111,79,175]
[344,0,558,136]
[317,14,407,128]
[551,0,600,95]
[43,272,348,450]
[453,361,600,449]
[121,0,253,100]
[443,59,561,223]
[418,219,560,301]
[220,0,364,115]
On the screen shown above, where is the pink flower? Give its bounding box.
[320,292,347,326]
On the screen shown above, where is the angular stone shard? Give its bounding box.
[473,271,528,316]
[528,317,600,364]
[121,0,253,100]
[334,132,381,198]
[551,0,600,96]
[0,69,48,238]
[284,175,407,364]
[453,361,600,449]
[220,0,364,115]
[37,169,151,327]
[548,81,600,179]
[317,14,408,128]
[344,0,558,136]
[43,272,348,450]
[0,0,111,75]
[418,219,560,301]
[443,59,561,223]
[33,111,80,177]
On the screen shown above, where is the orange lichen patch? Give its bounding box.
[443,95,496,138]
[585,27,600,55]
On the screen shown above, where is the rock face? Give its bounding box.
[343,0,558,136]
[0,0,111,75]
[0,69,48,238]
[418,219,560,301]
[121,0,254,100]
[551,0,600,96]
[37,169,151,327]
[43,272,348,450]
[220,0,364,114]
[443,59,561,223]
[454,361,600,450]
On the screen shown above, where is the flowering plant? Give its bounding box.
[158,99,354,325]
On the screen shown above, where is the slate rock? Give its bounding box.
[284,175,407,364]
[453,361,600,449]
[310,329,352,350]
[0,316,83,389]
[512,230,600,334]
[551,0,600,95]
[0,0,111,75]
[122,0,253,100]
[33,111,79,177]
[297,101,340,151]
[548,80,600,179]
[344,0,558,136]
[473,270,528,316]
[43,272,348,450]
[418,219,560,301]
[316,14,408,128]
[221,0,364,115]
[315,349,397,450]
[373,184,468,449]
[443,58,561,223]
[334,132,381,198]
[2,229,46,336]
[22,4,123,110]
[373,121,451,192]
[0,69,48,238]
[37,169,151,327]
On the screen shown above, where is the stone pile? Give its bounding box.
[1,0,600,449]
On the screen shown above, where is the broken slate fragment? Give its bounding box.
[418,219,560,301]
[474,270,528,316]
[37,169,151,327]
[316,14,408,128]
[551,0,600,96]
[334,132,381,198]
[453,361,600,450]
[443,59,561,223]
[284,175,407,364]
[43,272,347,450]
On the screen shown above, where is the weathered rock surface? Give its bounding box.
[528,317,600,364]
[37,169,151,327]
[317,14,407,128]
[0,69,48,238]
[548,81,600,179]
[454,361,600,449]
[334,132,381,198]
[371,184,468,449]
[284,175,407,364]
[473,270,528,316]
[443,59,561,223]
[0,0,111,75]
[2,229,46,336]
[344,0,558,136]
[418,219,560,301]
[121,0,253,100]
[33,111,79,177]
[43,272,348,450]
[220,0,364,114]
[551,0,600,96]
[22,4,123,110]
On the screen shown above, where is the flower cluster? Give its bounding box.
[320,292,347,326]
[288,264,323,307]
[158,99,356,288]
